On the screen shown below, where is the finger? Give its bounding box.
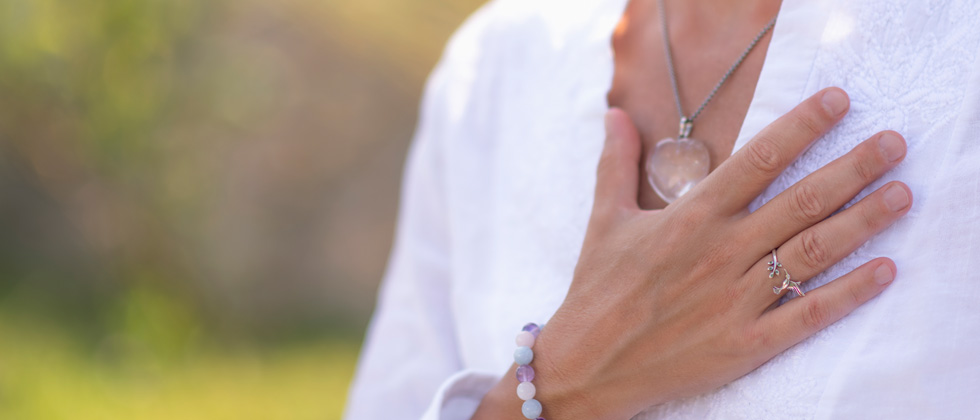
[594,108,642,213]
[692,87,850,214]
[755,258,895,353]
[745,182,911,306]
[745,131,907,252]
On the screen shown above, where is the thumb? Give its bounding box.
[595,108,642,213]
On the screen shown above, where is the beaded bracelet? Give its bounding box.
[515,322,544,420]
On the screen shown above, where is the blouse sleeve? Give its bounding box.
[343,4,504,419]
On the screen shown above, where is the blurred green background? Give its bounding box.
[0,0,484,418]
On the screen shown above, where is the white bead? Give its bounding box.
[514,346,533,365]
[516,381,536,400]
[515,331,536,347]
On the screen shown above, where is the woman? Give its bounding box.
[345,0,980,418]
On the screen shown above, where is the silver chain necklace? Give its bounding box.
[646,0,777,203]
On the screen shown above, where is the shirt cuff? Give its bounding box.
[420,369,500,420]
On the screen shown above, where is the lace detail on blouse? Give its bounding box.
[641,1,980,418]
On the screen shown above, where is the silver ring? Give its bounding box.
[768,249,805,297]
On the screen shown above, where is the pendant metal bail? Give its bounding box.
[678,117,694,139]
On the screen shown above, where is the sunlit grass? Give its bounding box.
[0,320,360,420]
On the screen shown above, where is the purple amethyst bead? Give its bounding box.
[536,418,545,420]
[516,364,535,382]
[521,323,541,338]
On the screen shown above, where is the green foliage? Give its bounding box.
[0,0,214,329]
[0,0,204,169]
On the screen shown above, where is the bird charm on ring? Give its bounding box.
[768,249,805,297]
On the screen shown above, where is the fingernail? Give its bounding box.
[821,89,848,117]
[879,132,906,162]
[605,109,612,138]
[604,109,621,139]
[874,264,894,285]
[883,184,910,212]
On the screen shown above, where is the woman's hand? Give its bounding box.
[472,87,911,419]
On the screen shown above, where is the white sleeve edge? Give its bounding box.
[419,369,500,420]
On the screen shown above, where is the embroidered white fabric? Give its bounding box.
[344,0,980,419]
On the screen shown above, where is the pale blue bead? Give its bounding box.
[514,346,533,365]
[522,399,543,419]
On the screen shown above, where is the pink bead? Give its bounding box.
[516,381,536,400]
[515,331,536,348]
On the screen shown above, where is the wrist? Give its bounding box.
[531,326,609,419]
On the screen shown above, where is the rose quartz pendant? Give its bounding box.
[645,136,711,203]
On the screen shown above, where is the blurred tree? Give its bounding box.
[0,0,488,417]
[0,0,487,342]
[0,0,210,338]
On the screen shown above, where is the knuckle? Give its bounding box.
[790,183,825,222]
[801,299,830,330]
[744,138,783,175]
[723,284,745,305]
[792,112,825,138]
[691,242,738,281]
[846,282,866,306]
[713,241,742,267]
[859,201,884,231]
[742,325,774,352]
[714,270,756,302]
[799,229,829,270]
[851,148,880,181]
[670,203,710,231]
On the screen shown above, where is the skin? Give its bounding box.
[472,1,913,419]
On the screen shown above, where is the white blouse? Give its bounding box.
[344,0,980,419]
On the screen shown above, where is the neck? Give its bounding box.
[665,0,781,32]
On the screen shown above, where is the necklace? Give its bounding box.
[646,0,777,203]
